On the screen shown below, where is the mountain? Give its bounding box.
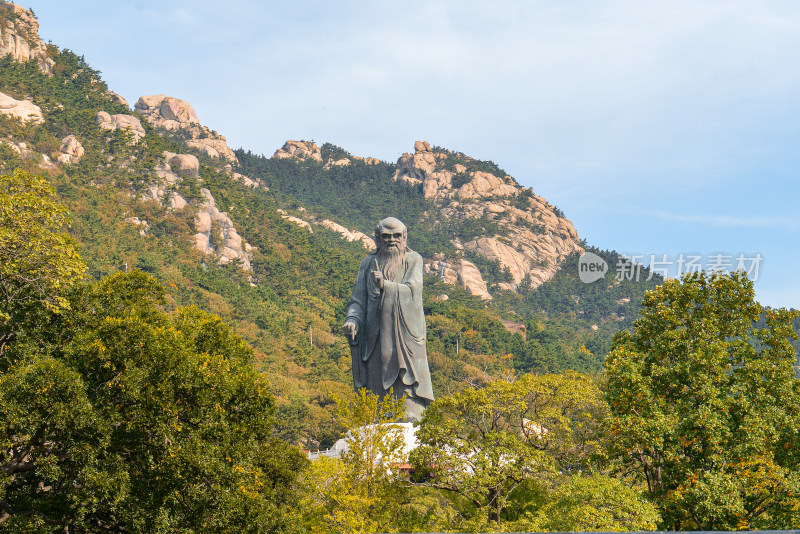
[253,138,582,299]
[0,2,671,448]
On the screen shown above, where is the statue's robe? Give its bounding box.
[345,249,434,404]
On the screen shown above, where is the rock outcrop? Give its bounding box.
[499,319,527,340]
[124,216,150,236]
[137,95,200,127]
[0,3,55,74]
[277,209,313,232]
[272,140,382,168]
[140,152,192,207]
[273,140,322,163]
[317,219,375,249]
[134,95,237,162]
[393,140,518,201]
[165,153,199,178]
[38,153,57,171]
[194,188,252,271]
[424,258,492,300]
[107,91,129,108]
[57,135,84,164]
[0,91,44,124]
[275,207,377,249]
[96,111,145,143]
[395,141,583,293]
[354,156,381,165]
[229,171,263,189]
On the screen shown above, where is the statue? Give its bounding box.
[343,217,434,422]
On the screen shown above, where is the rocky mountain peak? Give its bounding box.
[267,139,583,299]
[393,140,520,202]
[272,140,382,167]
[393,141,584,295]
[134,95,237,162]
[273,140,322,162]
[0,3,54,74]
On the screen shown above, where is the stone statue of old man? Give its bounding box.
[343,217,434,421]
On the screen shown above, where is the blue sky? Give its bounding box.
[25,0,800,308]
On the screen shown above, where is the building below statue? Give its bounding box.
[307,422,418,463]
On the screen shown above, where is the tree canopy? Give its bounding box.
[0,169,85,356]
[606,272,800,530]
[0,270,307,533]
[410,372,645,531]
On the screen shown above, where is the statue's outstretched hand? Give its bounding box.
[343,319,359,341]
[371,258,384,289]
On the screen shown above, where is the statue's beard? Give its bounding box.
[377,245,406,282]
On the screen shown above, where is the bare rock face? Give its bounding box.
[185,138,234,160]
[135,95,199,128]
[0,4,55,74]
[230,171,263,189]
[272,141,383,168]
[393,141,518,201]
[424,258,492,300]
[317,219,375,250]
[167,192,187,210]
[167,153,199,178]
[134,95,237,162]
[57,134,84,164]
[274,206,378,248]
[1,139,33,158]
[107,91,129,108]
[353,156,381,165]
[96,111,145,143]
[499,319,526,339]
[193,188,252,271]
[140,152,187,205]
[396,141,583,292]
[38,153,57,171]
[0,91,44,124]
[273,140,323,163]
[276,209,313,232]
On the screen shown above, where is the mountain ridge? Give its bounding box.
[0,1,675,448]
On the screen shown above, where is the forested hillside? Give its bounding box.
[2,0,796,449]
[0,5,679,453]
[5,3,800,532]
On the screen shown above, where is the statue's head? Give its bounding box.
[374,217,407,252]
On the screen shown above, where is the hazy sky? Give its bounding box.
[25,0,800,308]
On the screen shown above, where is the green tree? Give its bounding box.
[0,169,85,357]
[296,389,454,533]
[524,473,660,532]
[412,372,611,530]
[412,379,549,529]
[605,272,800,530]
[1,271,307,533]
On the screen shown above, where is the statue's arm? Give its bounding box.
[344,256,371,338]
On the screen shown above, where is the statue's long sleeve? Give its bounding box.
[346,255,375,389]
[345,255,371,328]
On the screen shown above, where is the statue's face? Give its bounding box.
[379,222,405,250]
